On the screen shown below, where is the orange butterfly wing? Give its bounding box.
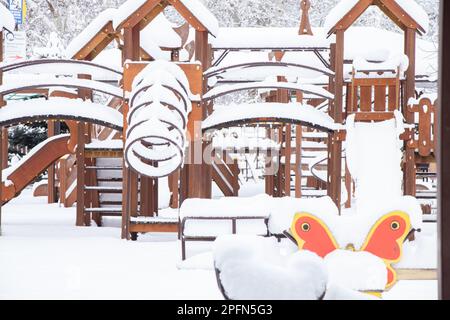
[291,213,338,258]
[360,211,411,288]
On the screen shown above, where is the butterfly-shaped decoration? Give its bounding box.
[290,211,411,289]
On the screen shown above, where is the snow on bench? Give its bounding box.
[0,77,123,98]
[0,98,123,130]
[180,194,271,238]
[203,81,334,101]
[202,103,343,132]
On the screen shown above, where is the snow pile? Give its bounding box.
[125,61,193,178]
[345,111,405,215]
[268,196,339,235]
[141,14,182,49]
[353,53,409,77]
[324,250,388,291]
[0,4,16,32]
[213,235,328,300]
[65,8,117,59]
[202,103,342,131]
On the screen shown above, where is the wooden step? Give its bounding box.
[84,186,123,192]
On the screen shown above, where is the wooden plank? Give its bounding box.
[396,269,437,281]
[354,112,395,122]
[359,86,372,111]
[129,222,179,233]
[374,85,387,111]
[418,99,433,157]
[388,85,398,111]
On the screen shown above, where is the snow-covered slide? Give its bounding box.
[1,135,71,204]
[125,61,194,178]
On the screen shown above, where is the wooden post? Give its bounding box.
[76,122,85,226]
[329,37,343,210]
[186,30,211,199]
[404,27,417,196]
[284,124,292,196]
[47,121,57,203]
[295,92,303,198]
[438,0,450,300]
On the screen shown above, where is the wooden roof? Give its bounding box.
[327,0,427,36]
[115,0,218,36]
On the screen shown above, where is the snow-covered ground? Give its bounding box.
[0,189,437,300]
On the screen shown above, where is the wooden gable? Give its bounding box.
[328,0,425,36]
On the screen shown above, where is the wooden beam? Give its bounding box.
[404,27,417,196]
[72,22,116,61]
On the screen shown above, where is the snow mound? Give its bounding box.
[213,235,328,300]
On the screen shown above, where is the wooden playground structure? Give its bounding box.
[0,0,437,241]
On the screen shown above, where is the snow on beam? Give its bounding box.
[0,4,15,32]
[202,103,343,132]
[210,27,330,50]
[203,81,334,101]
[0,77,123,98]
[0,59,122,77]
[205,61,334,78]
[0,98,123,131]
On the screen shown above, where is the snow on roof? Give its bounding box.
[65,8,117,59]
[112,0,147,30]
[211,27,330,50]
[204,81,334,101]
[0,77,123,98]
[323,0,359,34]
[394,0,429,34]
[177,0,219,37]
[202,103,342,132]
[0,97,123,130]
[141,14,182,49]
[324,0,429,35]
[0,4,15,32]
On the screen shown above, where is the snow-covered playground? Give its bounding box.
[0,0,445,300]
